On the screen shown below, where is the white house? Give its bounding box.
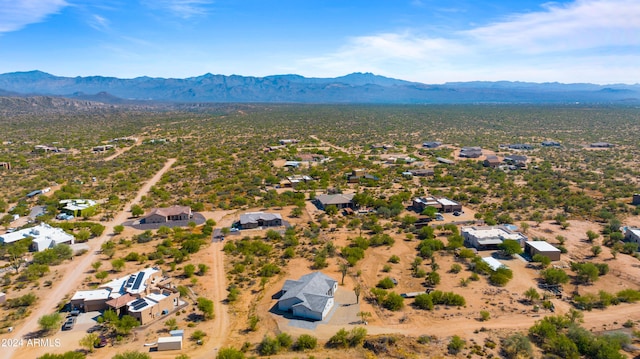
[278,272,338,321]
[0,223,75,251]
[462,225,527,250]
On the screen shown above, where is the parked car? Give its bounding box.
[94,336,107,348]
[62,316,75,331]
[453,211,462,216]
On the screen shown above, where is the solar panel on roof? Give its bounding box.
[126,275,136,287]
[130,298,146,308]
[132,272,145,290]
[132,299,148,311]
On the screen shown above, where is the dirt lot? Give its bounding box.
[4,205,640,358]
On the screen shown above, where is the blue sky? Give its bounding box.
[0,0,638,84]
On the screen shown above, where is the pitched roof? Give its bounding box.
[105,293,135,309]
[316,193,355,206]
[239,212,282,225]
[147,206,191,217]
[280,272,336,313]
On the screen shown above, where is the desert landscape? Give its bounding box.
[0,103,639,359]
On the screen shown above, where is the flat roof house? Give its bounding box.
[141,206,192,224]
[71,267,180,325]
[0,223,75,252]
[412,196,462,213]
[462,225,527,250]
[315,193,355,210]
[239,212,283,229]
[278,272,338,321]
[525,241,561,261]
[59,199,98,217]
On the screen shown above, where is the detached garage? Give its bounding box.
[157,336,182,351]
[525,241,561,261]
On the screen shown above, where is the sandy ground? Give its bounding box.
[248,216,640,349]
[3,158,177,359]
[5,194,640,358]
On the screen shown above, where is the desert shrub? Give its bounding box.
[450,263,462,273]
[489,267,513,287]
[377,277,395,289]
[294,334,317,351]
[258,336,280,355]
[259,263,280,277]
[276,332,292,349]
[382,292,404,311]
[429,290,466,306]
[414,293,434,310]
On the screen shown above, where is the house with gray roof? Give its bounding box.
[315,193,355,210]
[278,272,338,321]
[239,212,282,229]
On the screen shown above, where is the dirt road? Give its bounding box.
[103,137,142,162]
[7,158,176,359]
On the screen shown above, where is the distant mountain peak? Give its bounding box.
[0,70,638,104]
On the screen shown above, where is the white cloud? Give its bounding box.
[0,0,68,33]
[466,0,640,54]
[296,0,640,84]
[88,14,110,32]
[142,0,214,19]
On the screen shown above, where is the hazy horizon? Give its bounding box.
[0,0,638,85]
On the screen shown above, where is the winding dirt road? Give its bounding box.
[7,158,176,359]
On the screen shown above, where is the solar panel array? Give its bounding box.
[132,273,145,290]
[126,274,136,287]
[130,298,147,311]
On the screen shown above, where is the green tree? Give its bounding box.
[38,313,63,333]
[382,292,404,311]
[164,318,178,331]
[130,204,144,217]
[572,262,600,284]
[586,230,600,242]
[91,261,102,272]
[183,264,196,278]
[115,315,140,335]
[354,284,362,303]
[95,270,109,282]
[541,268,570,285]
[499,239,523,256]
[339,262,349,285]
[79,333,99,353]
[414,293,434,310]
[591,245,602,257]
[7,239,30,273]
[524,287,540,303]
[113,225,125,235]
[75,229,91,242]
[197,297,215,320]
[377,277,395,289]
[324,205,338,216]
[111,258,125,272]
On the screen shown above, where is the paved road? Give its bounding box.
[6,158,177,359]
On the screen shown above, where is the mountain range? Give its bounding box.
[0,70,638,104]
